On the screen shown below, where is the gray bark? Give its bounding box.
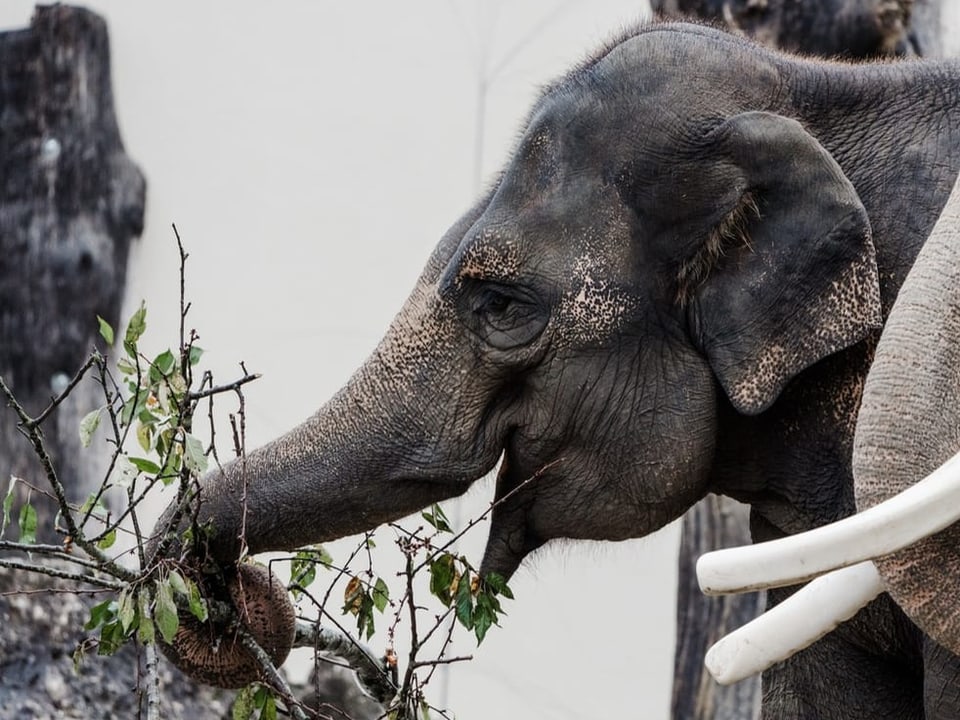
[0,2,144,544]
[671,495,763,720]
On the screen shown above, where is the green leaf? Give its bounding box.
[85,599,116,631]
[168,371,188,400]
[428,554,457,607]
[253,686,277,720]
[118,589,137,633]
[183,433,208,474]
[474,607,494,644]
[117,356,137,376]
[187,579,208,622]
[154,579,180,644]
[232,686,256,720]
[79,408,102,448]
[483,572,514,600]
[97,316,115,345]
[137,592,155,644]
[111,455,139,489]
[422,503,452,533]
[290,551,318,598]
[160,433,183,485]
[372,577,389,613]
[149,349,176,384]
[97,528,117,550]
[167,569,188,597]
[80,494,107,518]
[18,502,37,544]
[72,642,87,672]
[1,476,16,537]
[98,620,126,655]
[129,457,161,475]
[454,571,473,630]
[188,345,204,367]
[120,387,146,426]
[124,302,147,358]
[136,422,152,453]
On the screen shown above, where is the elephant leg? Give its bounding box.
[760,591,924,719]
[924,636,960,718]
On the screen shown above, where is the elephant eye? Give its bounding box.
[479,287,513,315]
[462,281,548,350]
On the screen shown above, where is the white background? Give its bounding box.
[0,3,686,719]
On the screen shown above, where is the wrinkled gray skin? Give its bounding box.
[653,0,942,58]
[165,23,960,718]
[854,177,960,718]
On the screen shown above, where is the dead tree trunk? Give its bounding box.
[0,3,144,544]
[671,495,762,720]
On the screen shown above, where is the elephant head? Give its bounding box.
[162,27,879,569]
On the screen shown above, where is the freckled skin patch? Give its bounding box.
[555,253,638,345]
[457,231,523,282]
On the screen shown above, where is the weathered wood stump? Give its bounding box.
[0,3,144,544]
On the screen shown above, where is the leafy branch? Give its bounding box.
[0,230,523,720]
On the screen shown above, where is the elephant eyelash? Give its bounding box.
[675,190,760,307]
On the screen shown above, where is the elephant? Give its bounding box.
[652,0,942,58]
[852,174,960,712]
[156,21,960,718]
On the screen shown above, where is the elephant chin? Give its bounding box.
[479,455,544,581]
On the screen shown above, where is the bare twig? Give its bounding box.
[295,620,398,705]
[139,586,163,720]
[236,626,310,720]
[27,353,101,428]
[0,375,137,584]
[413,458,561,576]
[0,558,125,590]
[190,373,260,403]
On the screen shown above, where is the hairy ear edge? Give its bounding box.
[675,190,760,306]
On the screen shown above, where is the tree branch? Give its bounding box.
[294,620,398,706]
[0,558,125,590]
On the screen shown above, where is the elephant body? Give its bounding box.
[160,22,960,718]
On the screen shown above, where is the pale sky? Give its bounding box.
[0,3,688,718]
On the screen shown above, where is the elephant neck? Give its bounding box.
[789,58,960,313]
[709,337,873,538]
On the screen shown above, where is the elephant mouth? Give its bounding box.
[479,450,547,580]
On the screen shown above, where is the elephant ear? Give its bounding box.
[692,111,881,415]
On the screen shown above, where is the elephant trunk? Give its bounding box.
[852,174,960,655]
[162,238,498,566]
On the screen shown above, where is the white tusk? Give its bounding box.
[697,449,960,595]
[705,561,884,685]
